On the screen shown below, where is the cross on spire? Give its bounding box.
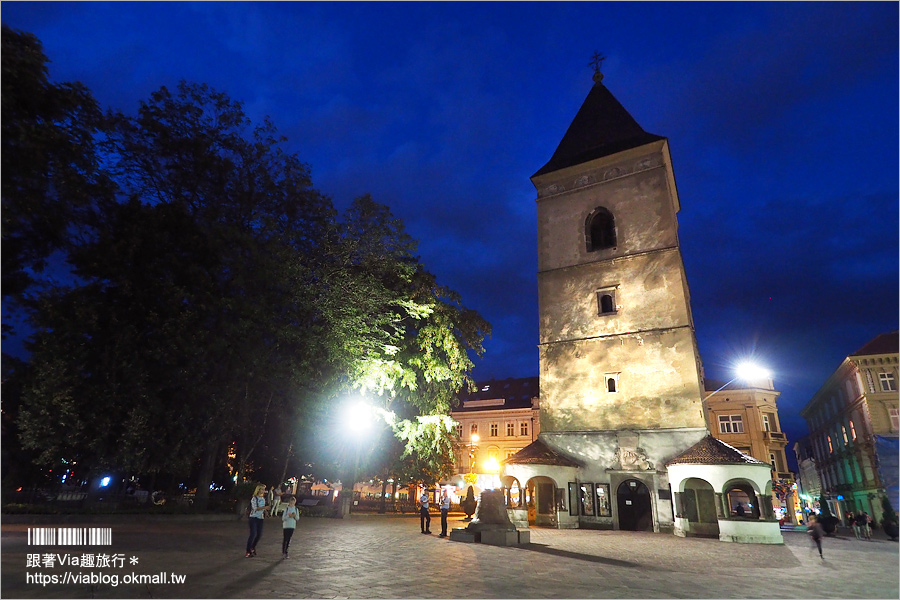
[590,51,606,84]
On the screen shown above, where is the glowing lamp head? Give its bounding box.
[471,433,479,443]
[735,362,771,382]
[345,400,373,433]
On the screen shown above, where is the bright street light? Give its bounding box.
[344,400,373,434]
[734,361,771,382]
[708,361,772,398]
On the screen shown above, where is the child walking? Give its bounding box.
[281,495,300,559]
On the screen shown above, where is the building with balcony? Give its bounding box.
[798,331,899,524]
[703,377,798,522]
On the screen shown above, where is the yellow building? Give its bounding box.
[449,377,540,497]
[703,377,798,522]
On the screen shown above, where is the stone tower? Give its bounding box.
[504,68,782,541]
[506,68,709,533]
[531,71,706,436]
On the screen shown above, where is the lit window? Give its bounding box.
[890,408,899,431]
[827,436,833,453]
[507,422,515,436]
[520,421,528,437]
[849,420,857,440]
[470,423,478,436]
[718,415,744,434]
[490,423,498,437]
[841,426,848,444]
[879,373,897,392]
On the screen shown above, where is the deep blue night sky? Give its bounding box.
[3,2,898,456]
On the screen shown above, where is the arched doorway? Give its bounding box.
[617,479,652,531]
[680,477,720,537]
[526,476,558,527]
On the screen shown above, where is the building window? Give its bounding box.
[597,288,617,315]
[827,436,833,453]
[841,426,848,444]
[585,207,616,252]
[769,453,777,470]
[718,415,744,434]
[520,421,528,437]
[595,484,611,516]
[579,483,596,516]
[456,424,462,438]
[490,423,498,437]
[879,373,897,392]
[890,408,899,431]
[507,422,515,436]
[606,373,619,393]
[762,414,771,432]
[849,420,857,440]
[470,423,478,436]
[866,370,876,393]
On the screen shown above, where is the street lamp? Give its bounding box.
[341,399,374,517]
[707,361,772,399]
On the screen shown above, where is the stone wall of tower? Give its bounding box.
[533,140,705,433]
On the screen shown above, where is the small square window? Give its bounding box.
[879,373,897,392]
[597,288,618,315]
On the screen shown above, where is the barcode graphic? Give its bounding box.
[27,527,112,546]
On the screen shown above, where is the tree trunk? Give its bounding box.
[279,442,293,484]
[379,472,389,513]
[193,440,219,511]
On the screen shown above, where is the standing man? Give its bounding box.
[438,488,451,537]
[419,487,432,534]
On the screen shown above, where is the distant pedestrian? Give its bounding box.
[808,516,824,559]
[439,488,451,537]
[281,495,299,559]
[863,512,872,540]
[245,484,267,557]
[853,511,866,539]
[419,488,432,534]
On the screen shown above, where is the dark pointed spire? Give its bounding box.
[533,57,665,178]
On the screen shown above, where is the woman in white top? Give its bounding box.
[245,484,267,557]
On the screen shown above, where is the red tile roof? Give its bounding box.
[851,331,898,357]
[665,435,766,466]
[503,438,582,467]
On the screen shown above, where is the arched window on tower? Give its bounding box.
[585,207,617,252]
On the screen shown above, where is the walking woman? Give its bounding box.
[245,484,267,557]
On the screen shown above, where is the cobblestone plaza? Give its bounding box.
[2,514,898,599]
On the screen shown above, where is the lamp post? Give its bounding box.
[341,400,373,518]
[466,434,480,481]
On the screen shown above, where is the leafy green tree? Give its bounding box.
[13,66,490,505]
[1,25,111,302]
